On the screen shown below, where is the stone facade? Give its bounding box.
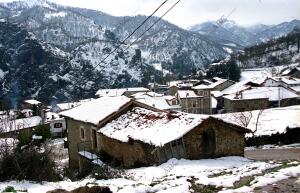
[0,127,33,138]
[183,118,245,159]
[67,116,247,169]
[224,97,300,113]
[67,118,98,169]
[224,98,269,113]
[180,97,211,114]
[168,86,179,96]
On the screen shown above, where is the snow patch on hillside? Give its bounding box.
[45,11,67,19]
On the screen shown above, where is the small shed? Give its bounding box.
[98,107,250,167]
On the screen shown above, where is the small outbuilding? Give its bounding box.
[60,96,250,170]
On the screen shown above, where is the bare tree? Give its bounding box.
[232,111,253,128]
[227,109,264,135]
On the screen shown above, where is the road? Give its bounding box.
[245,148,300,161]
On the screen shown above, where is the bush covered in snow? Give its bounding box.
[92,165,123,180]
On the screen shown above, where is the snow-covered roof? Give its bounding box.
[135,95,180,111]
[221,80,254,96]
[223,87,299,101]
[163,95,176,101]
[281,66,300,75]
[131,92,164,98]
[211,91,223,98]
[215,105,300,137]
[99,107,248,146]
[95,87,149,97]
[270,76,300,86]
[291,86,300,93]
[132,92,180,111]
[168,80,199,88]
[45,112,63,122]
[56,102,82,111]
[99,107,209,146]
[192,78,231,90]
[60,96,132,125]
[0,116,42,133]
[55,98,94,112]
[177,90,201,98]
[24,99,41,105]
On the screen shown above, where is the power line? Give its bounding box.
[76,0,169,89]
[2,0,169,101]
[113,8,140,34]
[124,0,181,50]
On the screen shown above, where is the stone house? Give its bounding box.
[223,86,300,112]
[176,90,211,114]
[45,112,66,137]
[60,96,249,170]
[260,76,300,88]
[0,116,42,138]
[22,99,42,109]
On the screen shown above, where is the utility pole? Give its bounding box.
[278,87,281,107]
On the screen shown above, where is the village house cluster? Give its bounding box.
[1,64,300,172]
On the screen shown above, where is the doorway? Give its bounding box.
[202,129,216,158]
[92,129,98,150]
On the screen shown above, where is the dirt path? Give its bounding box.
[254,176,300,193]
[245,148,300,161]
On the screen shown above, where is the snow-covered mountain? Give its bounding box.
[236,29,300,68]
[0,0,228,101]
[189,19,300,48]
[1,0,227,70]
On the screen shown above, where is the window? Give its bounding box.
[80,127,85,140]
[54,123,63,128]
[192,101,197,108]
[198,91,204,96]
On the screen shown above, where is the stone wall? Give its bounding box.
[0,127,33,138]
[183,118,245,159]
[67,118,96,169]
[180,97,211,114]
[67,116,246,169]
[224,98,269,113]
[98,133,157,167]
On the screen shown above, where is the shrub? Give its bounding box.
[33,124,52,142]
[0,146,61,182]
[2,186,16,193]
[92,165,123,180]
[17,131,32,147]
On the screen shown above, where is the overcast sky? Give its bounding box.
[3,0,300,28]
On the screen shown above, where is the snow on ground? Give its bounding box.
[0,156,282,193]
[215,105,300,137]
[240,64,299,82]
[245,143,300,151]
[45,138,69,169]
[151,63,172,76]
[220,164,300,193]
[45,12,67,19]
